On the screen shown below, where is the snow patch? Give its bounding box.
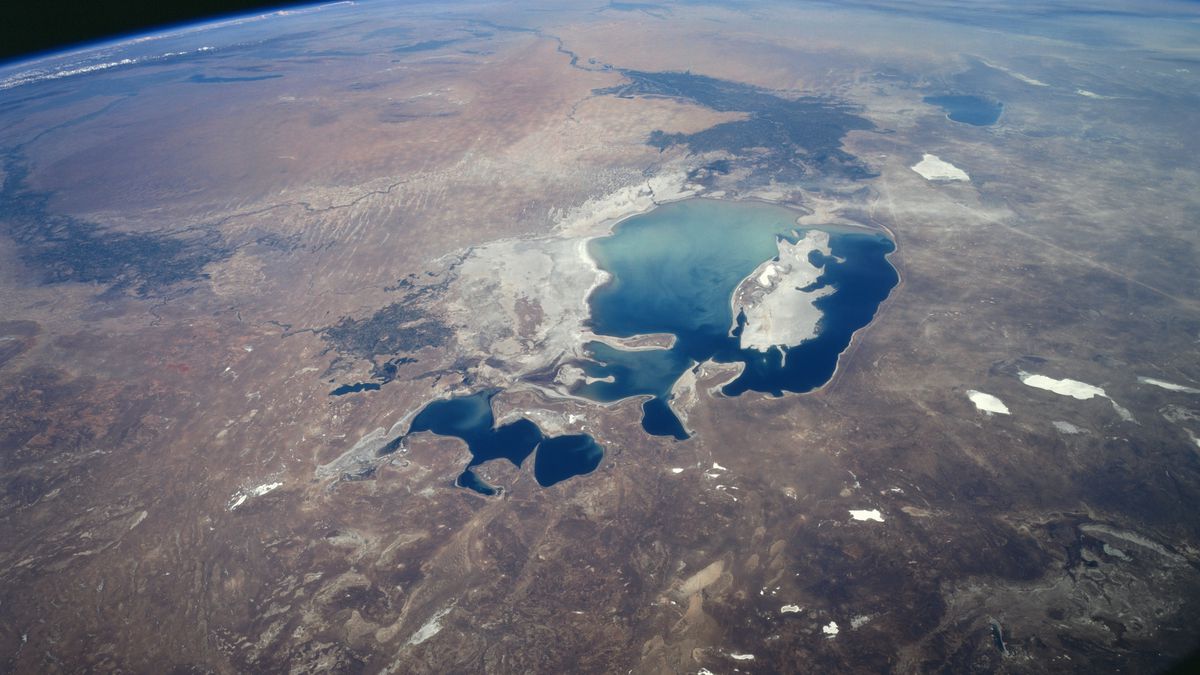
[1079,524,1184,563]
[1010,71,1049,86]
[407,605,454,646]
[1020,372,1135,422]
[670,467,685,474]
[1052,421,1083,435]
[1139,376,1200,394]
[1110,400,1136,423]
[1103,544,1131,561]
[1019,372,1105,400]
[966,390,1010,415]
[781,604,803,614]
[823,621,840,638]
[729,653,755,661]
[980,59,1049,86]
[227,481,282,511]
[128,510,148,530]
[250,482,281,497]
[911,154,969,181]
[849,509,884,522]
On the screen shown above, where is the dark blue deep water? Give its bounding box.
[329,381,382,396]
[576,199,898,438]
[406,390,604,494]
[923,94,1003,126]
[534,435,604,487]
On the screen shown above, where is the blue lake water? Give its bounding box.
[923,94,1003,126]
[329,381,382,396]
[534,435,604,487]
[576,199,897,437]
[405,390,604,494]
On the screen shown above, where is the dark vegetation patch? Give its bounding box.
[685,159,733,189]
[0,151,233,295]
[603,2,671,18]
[362,25,412,41]
[377,100,460,123]
[0,320,39,368]
[320,272,455,389]
[392,39,461,54]
[594,70,875,182]
[0,340,29,368]
[187,73,283,83]
[340,465,376,482]
[252,231,302,253]
[607,1,666,11]
[322,301,451,369]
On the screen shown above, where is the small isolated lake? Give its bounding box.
[575,199,897,438]
[923,94,1003,126]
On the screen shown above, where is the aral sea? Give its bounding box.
[576,198,899,438]
[405,198,898,493]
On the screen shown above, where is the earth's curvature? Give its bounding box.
[2,1,1200,673]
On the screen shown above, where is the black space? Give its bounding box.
[0,0,301,64]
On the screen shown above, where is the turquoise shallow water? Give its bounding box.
[577,198,898,438]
